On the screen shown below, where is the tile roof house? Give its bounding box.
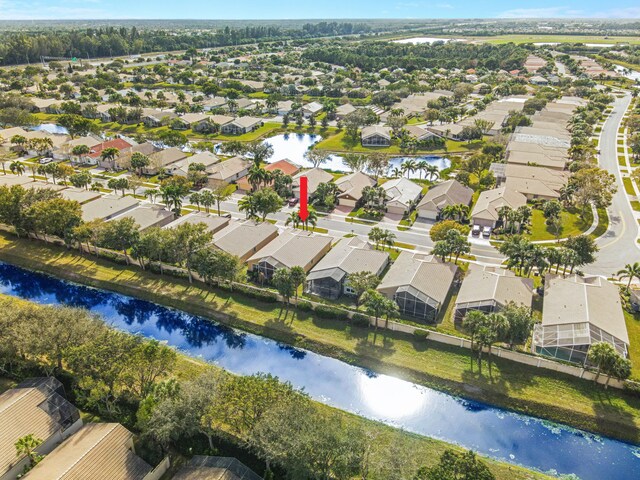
[306,237,390,299]
[470,186,527,228]
[144,147,189,175]
[0,378,82,480]
[25,423,161,480]
[167,151,220,177]
[454,265,534,323]
[377,252,457,322]
[112,204,175,231]
[292,168,334,199]
[334,171,376,208]
[382,177,423,215]
[81,194,139,222]
[236,159,300,192]
[247,230,333,280]
[166,212,231,234]
[533,274,629,364]
[212,220,279,261]
[220,117,263,135]
[361,126,392,147]
[206,156,252,186]
[416,180,473,221]
[91,138,134,169]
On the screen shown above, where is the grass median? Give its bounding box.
[0,231,639,445]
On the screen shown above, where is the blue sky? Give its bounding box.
[0,0,639,20]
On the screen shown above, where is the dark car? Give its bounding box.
[288,197,299,207]
[471,225,481,237]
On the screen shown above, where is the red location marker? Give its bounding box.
[299,175,309,221]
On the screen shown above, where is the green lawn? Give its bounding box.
[619,156,628,166]
[631,201,640,212]
[623,177,637,196]
[479,34,640,45]
[522,208,592,242]
[1,232,640,445]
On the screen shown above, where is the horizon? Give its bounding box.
[0,0,640,21]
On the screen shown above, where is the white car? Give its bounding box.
[471,225,481,237]
[39,157,54,164]
[482,226,492,238]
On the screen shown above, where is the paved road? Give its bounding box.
[586,92,640,275]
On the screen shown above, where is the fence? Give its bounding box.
[3,227,637,392]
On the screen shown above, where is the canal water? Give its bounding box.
[0,261,638,479]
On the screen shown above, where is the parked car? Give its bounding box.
[39,157,54,164]
[288,197,299,207]
[472,225,481,237]
[482,226,492,238]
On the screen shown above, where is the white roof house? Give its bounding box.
[381,177,423,215]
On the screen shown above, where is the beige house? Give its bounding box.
[206,156,252,186]
[212,220,279,261]
[247,230,333,280]
[25,423,166,480]
[361,126,392,147]
[113,204,175,231]
[173,456,262,480]
[533,274,629,364]
[416,180,473,221]
[59,187,102,204]
[144,147,189,175]
[81,195,139,222]
[292,168,334,199]
[334,171,376,208]
[220,117,263,135]
[454,265,534,323]
[381,177,423,215]
[377,252,457,322]
[167,151,220,177]
[470,186,527,228]
[306,237,389,299]
[166,212,231,234]
[0,378,83,480]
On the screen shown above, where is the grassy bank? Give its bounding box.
[1,231,639,445]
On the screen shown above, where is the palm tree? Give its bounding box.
[15,434,43,470]
[401,159,417,178]
[424,164,440,182]
[238,195,259,220]
[144,188,158,204]
[100,147,120,171]
[391,167,402,178]
[302,206,318,231]
[416,160,429,179]
[9,160,25,176]
[285,210,301,229]
[588,342,618,382]
[189,192,202,211]
[616,263,640,289]
[247,165,269,192]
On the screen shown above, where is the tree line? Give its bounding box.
[0,295,497,479]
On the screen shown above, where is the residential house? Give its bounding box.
[426,124,465,141]
[29,97,62,113]
[206,156,252,186]
[416,180,473,221]
[492,164,570,201]
[113,204,175,231]
[403,124,437,142]
[202,96,228,111]
[292,168,334,199]
[0,378,82,480]
[381,177,423,215]
[212,220,279,261]
[81,194,139,222]
[335,103,356,120]
[25,423,165,480]
[173,113,212,132]
[167,151,220,177]
[59,187,102,205]
[173,456,262,480]
[91,138,134,169]
[533,274,629,364]
[236,159,300,192]
[334,171,376,208]
[505,141,568,170]
[144,147,189,175]
[302,101,323,118]
[165,212,231,234]
[377,252,457,322]
[306,237,389,299]
[276,100,295,116]
[247,230,333,280]
[454,265,534,323]
[361,126,392,147]
[220,117,263,135]
[141,108,178,128]
[470,186,527,228]
[530,75,549,86]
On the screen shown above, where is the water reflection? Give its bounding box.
[0,262,638,479]
[263,133,450,177]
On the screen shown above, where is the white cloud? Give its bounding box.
[0,0,119,20]
[499,5,640,18]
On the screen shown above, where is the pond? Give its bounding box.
[0,262,638,479]
[31,123,69,135]
[264,133,450,178]
[614,65,640,82]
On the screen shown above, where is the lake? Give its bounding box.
[263,133,450,178]
[0,261,638,479]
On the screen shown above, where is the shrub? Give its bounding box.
[414,329,430,342]
[351,313,371,328]
[296,300,313,311]
[314,304,349,320]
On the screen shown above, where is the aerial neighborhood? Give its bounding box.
[0,13,639,480]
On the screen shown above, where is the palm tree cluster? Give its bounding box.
[587,342,632,389]
[496,205,532,235]
[285,206,318,231]
[439,203,469,223]
[361,185,387,213]
[368,227,396,250]
[432,228,471,263]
